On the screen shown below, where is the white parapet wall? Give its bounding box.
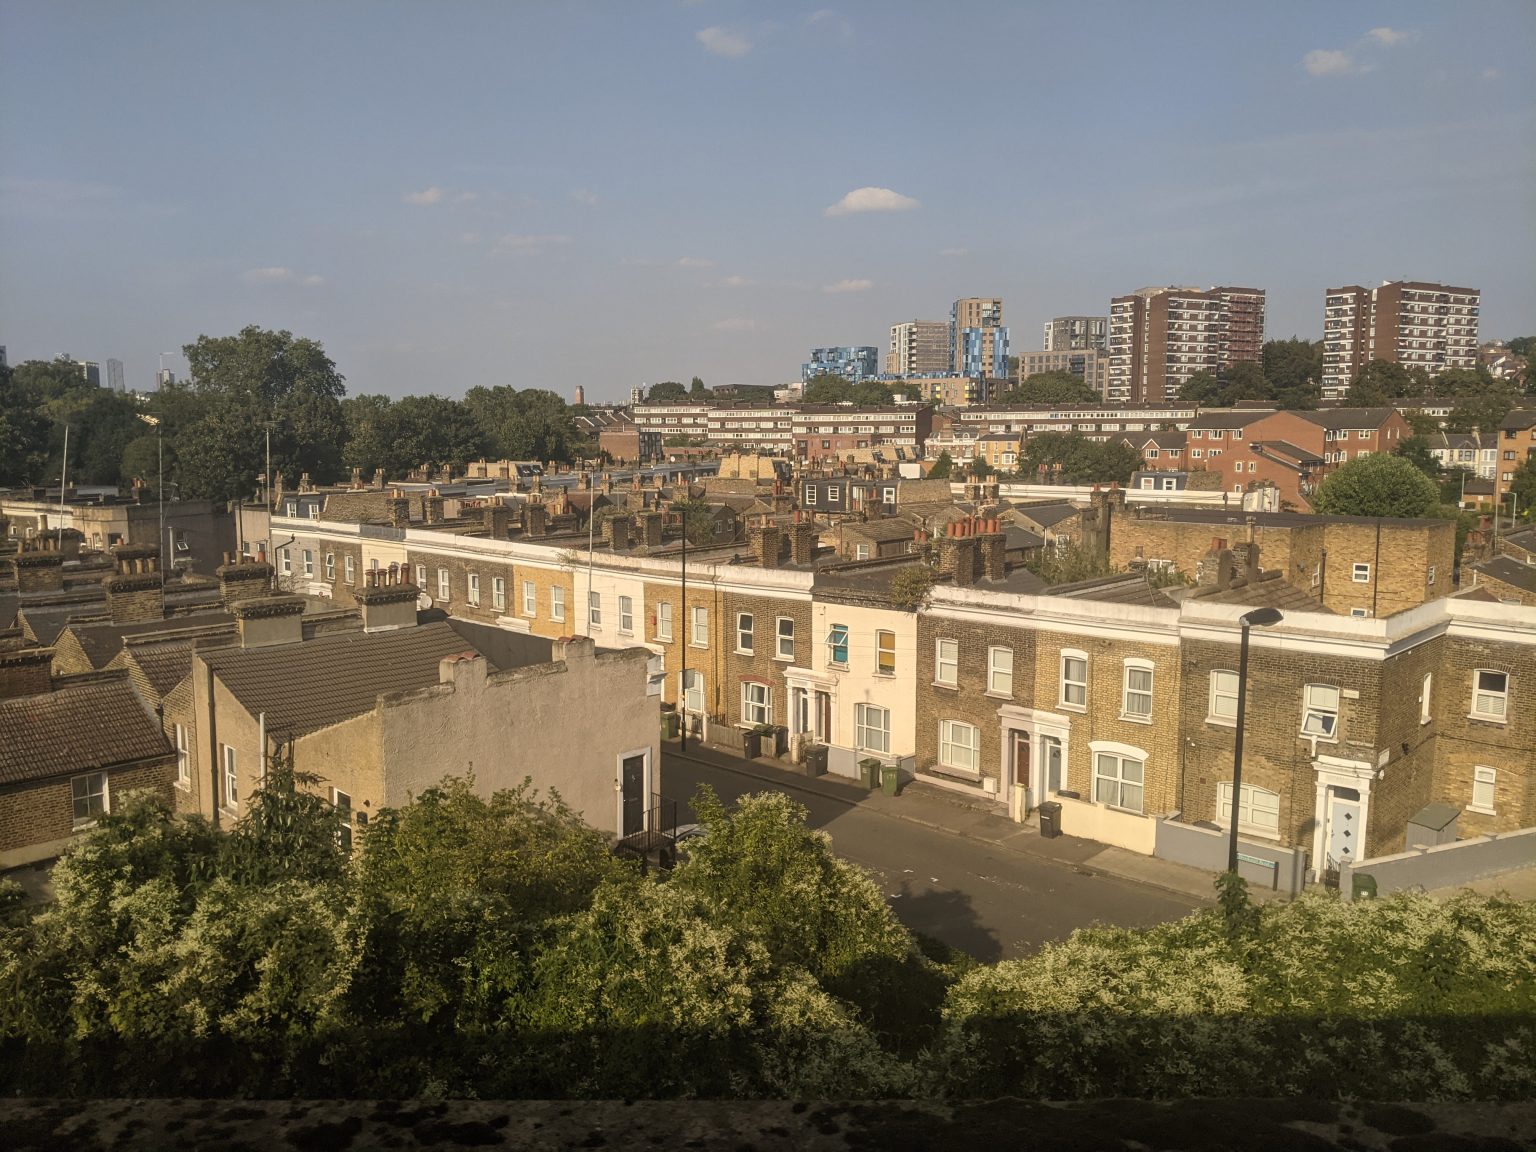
[1056,795,1157,855]
[1339,827,1536,901]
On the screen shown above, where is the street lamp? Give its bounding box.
[1229,606,1284,875]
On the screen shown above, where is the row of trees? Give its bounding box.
[1176,338,1327,410]
[2,772,1531,1099]
[0,327,591,501]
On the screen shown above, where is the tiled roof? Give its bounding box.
[1188,411,1270,429]
[1473,556,1536,596]
[0,678,169,786]
[843,519,923,543]
[1013,504,1080,530]
[1296,408,1396,430]
[62,613,238,671]
[1049,573,1178,607]
[197,621,509,741]
[119,640,198,700]
[1186,574,1332,613]
[1256,440,1324,465]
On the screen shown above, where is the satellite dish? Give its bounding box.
[417,593,433,610]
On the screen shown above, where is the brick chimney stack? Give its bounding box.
[233,593,306,648]
[216,552,275,607]
[355,564,421,633]
[423,495,445,525]
[604,513,633,552]
[484,504,511,539]
[525,503,549,537]
[388,496,412,527]
[11,537,65,595]
[981,518,1007,581]
[789,511,816,565]
[1196,538,1236,588]
[747,523,782,569]
[636,510,664,549]
[104,544,165,624]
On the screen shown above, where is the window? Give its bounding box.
[333,788,353,853]
[619,595,634,634]
[280,549,292,575]
[589,590,602,627]
[827,623,850,666]
[302,549,314,577]
[855,544,870,560]
[1470,766,1497,814]
[493,577,506,611]
[1208,670,1239,725]
[827,487,840,504]
[468,573,481,606]
[803,483,816,504]
[655,601,673,641]
[877,630,896,675]
[988,646,1013,696]
[1420,672,1432,725]
[1427,565,1436,586]
[776,616,794,660]
[742,681,771,726]
[344,555,355,584]
[854,703,891,754]
[522,581,537,617]
[437,568,450,601]
[691,605,708,647]
[1093,751,1144,812]
[1122,659,1153,721]
[736,612,754,654]
[324,552,336,580]
[1471,669,1508,721]
[1217,782,1280,834]
[682,669,704,713]
[938,719,980,774]
[551,586,566,622]
[285,501,297,516]
[935,638,958,686]
[175,724,190,788]
[71,772,108,828]
[223,745,239,809]
[1060,650,1088,709]
[1351,563,1371,583]
[416,564,427,589]
[1301,684,1340,739]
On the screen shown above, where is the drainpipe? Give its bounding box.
[205,661,220,829]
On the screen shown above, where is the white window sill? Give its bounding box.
[1096,802,1145,817]
[932,680,958,691]
[984,690,1013,701]
[617,628,634,637]
[1059,702,1086,714]
[774,653,794,663]
[934,764,982,781]
[71,821,99,833]
[735,649,754,657]
[1467,712,1506,725]
[1217,822,1282,842]
[690,642,708,650]
[1119,714,1153,725]
[174,780,192,793]
[1299,729,1338,743]
[875,670,896,678]
[828,662,850,672]
[1467,805,1497,817]
[1206,716,1236,728]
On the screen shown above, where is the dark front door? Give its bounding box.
[622,754,646,837]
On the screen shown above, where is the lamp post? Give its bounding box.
[1229,607,1284,875]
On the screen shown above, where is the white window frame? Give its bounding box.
[691,605,708,648]
[437,568,450,602]
[935,637,958,686]
[938,718,980,774]
[877,629,896,675]
[493,576,506,612]
[618,595,634,635]
[1470,766,1497,815]
[550,585,566,622]
[416,563,427,589]
[468,572,481,606]
[736,612,754,655]
[175,723,190,788]
[344,555,355,585]
[1301,683,1340,740]
[655,600,673,641]
[1208,669,1239,726]
[280,549,292,575]
[324,552,335,581]
[682,668,704,714]
[1060,649,1088,711]
[71,771,109,829]
[855,703,891,755]
[1217,781,1281,836]
[302,549,314,578]
[1092,747,1145,813]
[1351,563,1371,583]
[1419,672,1432,725]
[223,744,239,810]
[522,580,537,617]
[1121,658,1153,722]
[332,787,354,853]
[742,681,771,726]
[827,623,850,667]
[1471,669,1508,722]
[775,616,794,661]
[987,645,1013,696]
[589,590,602,627]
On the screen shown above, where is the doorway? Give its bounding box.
[1325,786,1361,880]
[621,754,646,837]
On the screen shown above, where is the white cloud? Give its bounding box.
[697,26,752,57]
[825,186,920,216]
[241,266,322,286]
[1302,49,1358,76]
[1367,26,1412,46]
[822,278,872,294]
[493,233,572,253]
[677,256,715,268]
[717,274,754,287]
[453,190,479,203]
[571,188,600,206]
[939,247,969,257]
[713,317,756,332]
[403,186,445,206]
[806,9,852,37]
[300,274,325,287]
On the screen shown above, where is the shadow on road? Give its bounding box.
[893,878,1003,964]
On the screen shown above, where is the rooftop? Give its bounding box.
[0,677,168,786]
[1471,556,1536,596]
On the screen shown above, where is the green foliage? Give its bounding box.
[1261,338,1323,409]
[1445,389,1516,435]
[801,372,854,405]
[1346,359,1421,406]
[671,498,719,545]
[1507,336,1534,358]
[646,380,688,403]
[1507,455,1536,522]
[1179,363,1269,408]
[0,357,147,487]
[888,564,936,612]
[1178,369,1221,406]
[462,386,577,463]
[1024,540,1115,586]
[1312,453,1442,518]
[969,456,996,479]
[927,450,954,480]
[1001,370,1098,406]
[1018,431,1141,485]
[689,376,705,395]
[1394,435,1442,479]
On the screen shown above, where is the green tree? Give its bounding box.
[1508,455,1536,523]
[1346,359,1417,406]
[689,375,706,395]
[1003,370,1099,406]
[1394,435,1442,480]
[1178,370,1222,406]
[1312,453,1441,517]
[1019,432,1141,485]
[1506,335,1534,357]
[462,386,575,463]
[927,450,954,479]
[671,498,718,545]
[1024,539,1116,585]
[1446,390,1516,435]
[3,357,146,488]
[1261,338,1323,408]
[849,380,895,407]
[801,373,853,405]
[1221,360,1270,405]
[0,360,51,485]
[646,380,688,403]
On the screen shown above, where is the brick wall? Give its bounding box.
[915,614,1036,784]
[1430,635,1536,836]
[0,757,176,867]
[719,588,813,729]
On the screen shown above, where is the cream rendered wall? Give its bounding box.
[805,598,918,762]
[375,641,658,836]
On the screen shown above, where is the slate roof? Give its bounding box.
[1188,410,1271,429]
[842,519,923,544]
[1004,525,1045,552]
[62,613,238,671]
[1472,556,1536,596]
[1254,440,1324,466]
[1012,504,1080,530]
[1295,408,1396,430]
[1186,573,1332,613]
[0,678,170,786]
[197,621,513,740]
[1049,573,1178,607]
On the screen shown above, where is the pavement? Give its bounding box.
[663,736,1244,908]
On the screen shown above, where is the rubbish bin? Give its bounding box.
[742,729,763,760]
[1352,872,1378,901]
[804,745,828,777]
[880,764,901,797]
[660,711,680,740]
[1038,801,1062,839]
[772,725,790,757]
[859,758,882,790]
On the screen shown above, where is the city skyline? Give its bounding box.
[1,1,1531,400]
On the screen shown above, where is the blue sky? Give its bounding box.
[2,1,1532,401]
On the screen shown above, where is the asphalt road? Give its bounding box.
[662,751,1200,961]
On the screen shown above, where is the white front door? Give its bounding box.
[1327,788,1362,873]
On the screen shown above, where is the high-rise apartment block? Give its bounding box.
[1016,347,1111,398]
[106,359,125,392]
[1042,315,1108,352]
[885,320,950,376]
[157,368,177,389]
[1320,281,1480,399]
[950,297,1009,377]
[1106,286,1265,405]
[802,346,880,384]
[76,360,101,387]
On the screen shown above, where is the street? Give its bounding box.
[661,749,1201,960]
